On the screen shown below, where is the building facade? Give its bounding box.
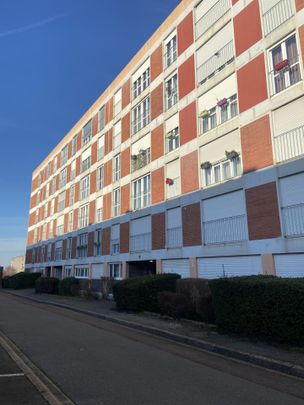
[26,0,304,282]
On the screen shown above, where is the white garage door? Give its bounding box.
[198,256,262,279]
[162,259,189,278]
[91,264,104,279]
[274,255,304,278]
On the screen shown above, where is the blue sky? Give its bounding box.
[0,0,179,266]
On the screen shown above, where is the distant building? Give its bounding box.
[9,256,25,276]
[25,0,304,280]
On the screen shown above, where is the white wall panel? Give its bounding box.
[280,173,304,206]
[199,130,240,163]
[167,207,181,229]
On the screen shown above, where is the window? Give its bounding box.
[112,154,121,182]
[71,160,76,180]
[165,35,177,67]
[200,94,238,134]
[166,159,181,199]
[94,229,102,256]
[51,177,56,194]
[96,196,103,223]
[99,105,106,131]
[112,188,120,217]
[56,216,64,236]
[60,145,68,167]
[58,191,65,212]
[69,185,75,206]
[77,233,88,258]
[75,266,89,279]
[66,238,72,259]
[47,162,51,178]
[202,155,241,187]
[111,224,120,255]
[64,266,72,278]
[68,211,73,232]
[59,168,67,188]
[109,263,122,280]
[46,183,50,199]
[96,165,104,191]
[80,175,90,200]
[42,223,47,240]
[50,199,55,216]
[133,175,151,210]
[82,120,92,146]
[81,148,91,172]
[47,244,52,261]
[97,136,105,160]
[79,204,89,228]
[114,89,122,116]
[55,240,62,261]
[133,67,150,99]
[166,127,179,153]
[113,121,121,150]
[166,74,178,110]
[132,97,150,134]
[72,135,77,156]
[269,34,301,96]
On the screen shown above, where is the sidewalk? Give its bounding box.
[3,289,304,379]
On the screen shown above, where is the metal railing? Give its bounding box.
[203,214,247,245]
[111,239,120,255]
[166,177,181,199]
[164,47,177,68]
[197,41,234,84]
[130,233,151,252]
[196,0,230,39]
[131,148,150,172]
[268,57,301,96]
[167,227,182,248]
[282,203,304,237]
[274,124,304,163]
[263,0,294,36]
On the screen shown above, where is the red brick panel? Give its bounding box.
[233,0,262,57]
[106,98,113,124]
[68,141,72,159]
[76,156,81,176]
[121,184,130,214]
[92,113,99,136]
[25,249,33,264]
[182,203,202,246]
[102,227,111,255]
[53,219,57,237]
[151,124,164,161]
[104,160,112,187]
[87,232,94,257]
[120,222,129,253]
[90,171,96,194]
[105,128,113,156]
[89,200,96,225]
[51,242,55,261]
[91,141,97,165]
[296,0,304,11]
[241,115,273,173]
[30,194,37,210]
[122,79,131,110]
[103,192,112,220]
[75,182,80,203]
[64,213,69,234]
[65,189,70,208]
[179,101,197,146]
[62,239,67,260]
[121,147,130,178]
[151,44,163,82]
[151,83,164,121]
[178,55,195,100]
[73,208,79,231]
[77,131,82,151]
[246,182,281,240]
[72,236,77,258]
[28,212,35,227]
[152,212,165,250]
[27,230,34,245]
[67,165,71,183]
[237,53,268,113]
[121,112,130,143]
[181,151,199,194]
[152,167,165,204]
[31,176,38,193]
[177,11,194,56]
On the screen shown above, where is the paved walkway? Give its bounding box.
[3,289,304,377]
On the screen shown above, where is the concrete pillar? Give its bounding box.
[103,262,110,277]
[189,257,198,278]
[122,262,128,279]
[156,260,162,274]
[71,264,75,277]
[50,266,54,277]
[261,254,276,276]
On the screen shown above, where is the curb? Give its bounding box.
[3,290,304,380]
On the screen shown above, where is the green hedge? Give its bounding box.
[210,276,304,345]
[58,277,79,295]
[35,277,59,295]
[2,272,42,289]
[158,291,194,319]
[113,273,181,312]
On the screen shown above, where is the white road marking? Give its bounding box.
[0,373,24,378]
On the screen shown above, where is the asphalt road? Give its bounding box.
[0,293,304,405]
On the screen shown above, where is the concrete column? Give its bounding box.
[122,262,128,279]
[261,254,276,276]
[71,264,75,277]
[50,266,54,277]
[156,260,162,274]
[189,257,198,278]
[103,262,110,277]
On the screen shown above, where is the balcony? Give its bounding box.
[274,125,304,163]
[130,233,151,253]
[196,0,231,39]
[282,203,304,237]
[131,148,150,172]
[166,227,182,248]
[203,214,247,245]
[263,0,294,36]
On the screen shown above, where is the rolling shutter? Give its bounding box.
[198,256,262,279]
[162,259,189,278]
[92,264,104,279]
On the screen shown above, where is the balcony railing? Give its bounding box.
[197,41,234,84]
[167,227,182,248]
[131,148,151,172]
[274,124,304,163]
[203,214,247,245]
[282,203,304,237]
[164,47,177,68]
[196,0,231,39]
[263,0,294,36]
[268,56,301,96]
[166,177,181,199]
[111,239,120,255]
[130,233,151,253]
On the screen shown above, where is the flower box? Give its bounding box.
[199,110,209,119]
[274,59,289,71]
[166,178,174,186]
[217,98,227,107]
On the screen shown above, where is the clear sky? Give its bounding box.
[0,0,179,266]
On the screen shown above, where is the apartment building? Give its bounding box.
[25,0,304,282]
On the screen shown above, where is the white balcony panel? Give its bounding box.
[262,0,294,36]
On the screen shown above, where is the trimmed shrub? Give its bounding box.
[2,272,41,289]
[158,291,195,319]
[113,273,181,312]
[177,278,214,323]
[58,277,79,296]
[210,276,304,345]
[35,277,59,295]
